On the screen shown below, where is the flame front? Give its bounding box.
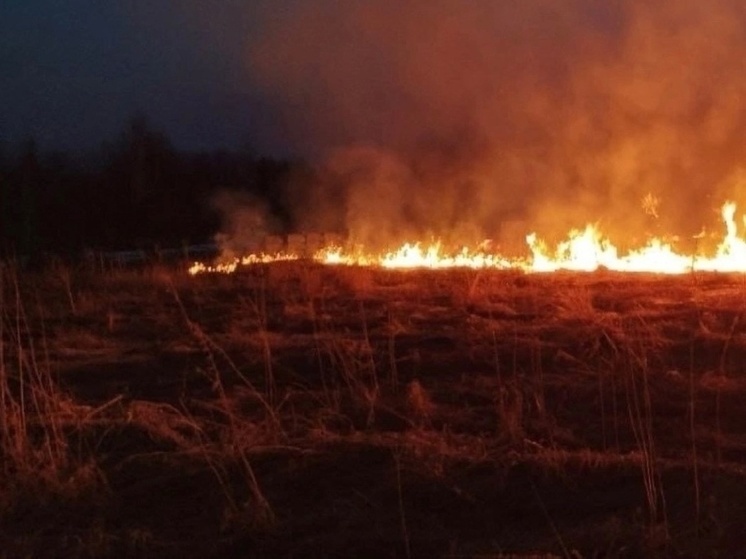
[314,243,513,270]
[189,201,746,275]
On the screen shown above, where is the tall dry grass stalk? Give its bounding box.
[394,453,412,559]
[170,284,278,426]
[169,283,276,525]
[241,277,275,407]
[310,295,382,427]
[689,341,701,536]
[0,263,94,500]
[50,258,77,314]
[622,319,669,543]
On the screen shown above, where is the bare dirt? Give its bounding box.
[4,262,746,558]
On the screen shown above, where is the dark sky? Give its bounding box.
[0,1,288,154]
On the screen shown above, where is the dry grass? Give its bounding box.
[3,262,746,557]
[0,264,102,505]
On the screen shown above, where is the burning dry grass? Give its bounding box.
[190,200,746,278]
[4,261,746,556]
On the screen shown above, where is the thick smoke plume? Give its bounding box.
[247,0,746,252]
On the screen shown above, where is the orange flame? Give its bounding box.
[189,201,746,275]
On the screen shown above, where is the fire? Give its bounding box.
[187,253,298,275]
[189,201,746,275]
[526,228,693,273]
[315,243,513,270]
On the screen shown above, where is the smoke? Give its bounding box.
[210,190,278,259]
[246,0,746,250]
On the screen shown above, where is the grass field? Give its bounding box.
[3,260,746,558]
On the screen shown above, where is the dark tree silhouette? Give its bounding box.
[0,139,41,259]
[0,114,333,261]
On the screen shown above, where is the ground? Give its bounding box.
[2,261,746,558]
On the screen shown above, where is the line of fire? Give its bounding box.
[189,201,746,275]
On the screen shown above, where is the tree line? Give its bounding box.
[0,116,325,260]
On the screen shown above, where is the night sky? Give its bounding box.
[1,1,290,154]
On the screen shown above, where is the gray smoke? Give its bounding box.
[245,0,746,252]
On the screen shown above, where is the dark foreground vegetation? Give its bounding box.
[2,261,746,557]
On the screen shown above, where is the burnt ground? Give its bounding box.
[3,262,746,557]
